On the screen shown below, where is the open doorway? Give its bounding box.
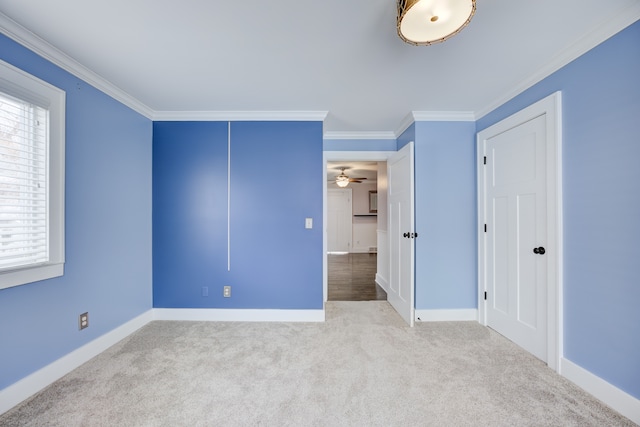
[326,161,386,301]
[323,148,415,325]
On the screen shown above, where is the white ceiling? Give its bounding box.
[0,1,638,135]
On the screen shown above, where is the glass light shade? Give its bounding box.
[336,175,350,187]
[397,0,475,46]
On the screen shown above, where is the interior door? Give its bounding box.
[327,188,352,253]
[388,142,415,326]
[485,115,548,361]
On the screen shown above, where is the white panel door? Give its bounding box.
[388,142,415,326]
[327,188,352,253]
[485,115,548,361]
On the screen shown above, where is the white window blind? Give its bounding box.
[0,59,64,290]
[0,91,49,270]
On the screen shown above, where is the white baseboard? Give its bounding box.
[153,308,325,322]
[0,309,154,416]
[415,309,478,322]
[561,358,640,425]
[375,274,388,292]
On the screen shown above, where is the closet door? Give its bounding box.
[228,122,323,309]
[153,121,228,307]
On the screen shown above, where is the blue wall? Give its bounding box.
[0,35,153,389]
[413,121,477,310]
[397,121,478,310]
[153,121,324,309]
[397,123,415,150]
[153,122,229,307]
[477,21,640,398]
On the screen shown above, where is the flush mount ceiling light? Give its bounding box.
[397,0,476,46]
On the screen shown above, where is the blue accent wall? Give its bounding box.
[413,122,477,310]
[477,21,640,398]
[153,121,324,309]
[153,122,229,307]
[0,35,153,389]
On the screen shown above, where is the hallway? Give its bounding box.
[327,253,387,301]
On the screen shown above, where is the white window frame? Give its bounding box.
[0,59,65,290]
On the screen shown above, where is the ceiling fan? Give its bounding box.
[334,168,367,187]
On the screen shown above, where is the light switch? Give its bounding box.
[305,218,313,229]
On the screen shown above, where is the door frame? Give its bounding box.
[477,92,563,372]
[323,151,396,303]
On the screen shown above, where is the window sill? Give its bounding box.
[0,263,64,290]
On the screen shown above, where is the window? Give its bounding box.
[0,59,65,290]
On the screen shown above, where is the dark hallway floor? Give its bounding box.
[327,253,387,301]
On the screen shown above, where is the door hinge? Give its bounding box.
[484,224,487,233]
[484,291,487,300]
[483,156,487,165]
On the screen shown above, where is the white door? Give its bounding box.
[388,142,415,326]
[485,114,548,361]
[327,188,352,253]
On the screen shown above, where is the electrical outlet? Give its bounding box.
[223,286,231,298]
[202,286,209,297]
[79,312,89,330]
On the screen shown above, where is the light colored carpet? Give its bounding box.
[1,301,635,426]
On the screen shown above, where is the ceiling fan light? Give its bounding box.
[397,0,476,46]
[336,175,350,187]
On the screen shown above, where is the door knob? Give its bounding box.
[533,247,546,255]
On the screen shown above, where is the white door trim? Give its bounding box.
[323,151,396,303]
[477,92,563,372]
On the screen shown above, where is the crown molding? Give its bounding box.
[476,5,640,120]
[152,110,328,122]
[328,110,476,141]
[323,131,396,140]
[0,13,154,119]
[395,113,416,137]
[395,111,476,137]
[411,111,476,122]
